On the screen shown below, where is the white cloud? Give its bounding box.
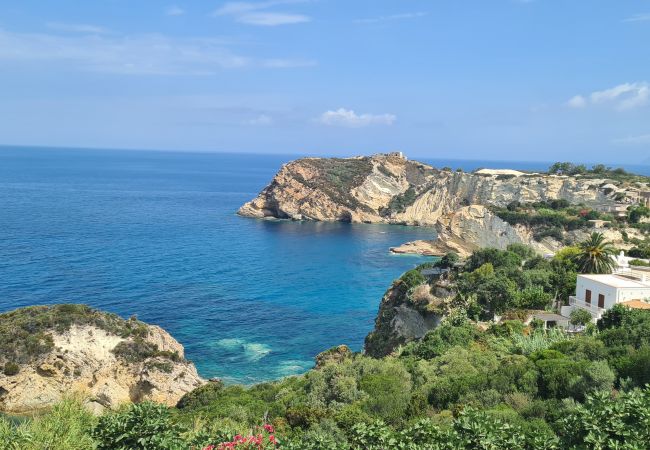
[612,134,650,145]
[248,114,273,125]
[355,12,428,24]
[567,95,587,109]
[46,22,109,34]
[318,108,396,128]
[567,82,649,111]
[165,6,185,16]
[623,13,650,23]
[213,1,310,26]
[237,12,309,26]
[0,28,313,75]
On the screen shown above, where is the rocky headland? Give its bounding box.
[239,153,644,255]
[0,304,204,414]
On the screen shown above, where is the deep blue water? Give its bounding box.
[1,147,648,384]
[0,147,437,384]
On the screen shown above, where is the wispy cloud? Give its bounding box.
[247,114,273,125]
[355,12,428,24]
[0,28,313,75]
[317,108,396,128]
[46,22,109,34]
[612,134,650,145]
[623,13,650,23]
[567,82,649,111]
[213,1,311,26]
[165,5,185,16]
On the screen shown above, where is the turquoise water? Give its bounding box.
[0,147,436,383]
[1,147,648,384]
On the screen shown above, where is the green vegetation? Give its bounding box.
[298,158,374,214]
[492,200,614,242]
[573,232,616,274]
[0,304,149,367]
[380,186,417,216]
[4,304,650,448]
[548,161,650,183]
[0,304,183,372]
[3,242,650,448]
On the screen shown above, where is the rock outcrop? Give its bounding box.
[391,205,561,257]
[239,153,641,254]
[365,279,451,358]
[239,153,620,226]
[0,305,204,414]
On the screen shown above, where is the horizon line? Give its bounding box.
[0,143,648,169]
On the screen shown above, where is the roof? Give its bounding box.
[579,274,650,289]
[620,300,650,310]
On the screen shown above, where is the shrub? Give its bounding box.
[569,308,593,326]
[0,398,97,450]
[92,402,186,450]
[177,382,225,410]
[3,362,20,376]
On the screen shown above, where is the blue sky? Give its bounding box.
[1,1,649,164]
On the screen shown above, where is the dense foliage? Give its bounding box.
[4,303,650,449]
[492,200,615,242]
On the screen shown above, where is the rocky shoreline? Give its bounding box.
[239,153,645,256]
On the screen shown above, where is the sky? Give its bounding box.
[0,1,649,164]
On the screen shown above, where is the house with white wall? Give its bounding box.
[561,270,650,321]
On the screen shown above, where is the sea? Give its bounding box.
[1,146,648,384]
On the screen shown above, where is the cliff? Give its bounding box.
[390,205,561,257]
[239,153,619,226]
[0,305,204,414]
[365,272,452,357]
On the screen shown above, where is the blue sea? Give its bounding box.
[1,147,648,384]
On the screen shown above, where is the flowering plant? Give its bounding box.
[203,424,278,450]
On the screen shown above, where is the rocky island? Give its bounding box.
[0,304,204,414]
[239,153,649,256]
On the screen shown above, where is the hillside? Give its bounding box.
[0,304,204,414]
[239,154,648,255]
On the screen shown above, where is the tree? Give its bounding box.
[573,232,615,274]
[569,308,593,327]
[628,205,650,224]
[436,252,459,269]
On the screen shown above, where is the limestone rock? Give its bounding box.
[0,308,205,414]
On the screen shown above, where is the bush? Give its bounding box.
[92,402,185,450]
[112,339,180,364]
[176,381,224,409]
[0,398,97,450]
[569,308,593,326]
[3,362,20,376]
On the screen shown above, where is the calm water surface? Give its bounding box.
[1,147,648,383]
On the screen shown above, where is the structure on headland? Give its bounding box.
[561,255,650,322]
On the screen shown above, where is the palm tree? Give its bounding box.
[573,232,616,274]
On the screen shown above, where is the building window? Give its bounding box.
[585,289,592,305]
[598,294,605,308]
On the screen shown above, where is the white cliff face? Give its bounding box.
[239,154,617,226]
[0,324,204,414]
[239,154,634,254]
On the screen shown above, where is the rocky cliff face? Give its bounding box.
[390,205,562,258]
[239,154,618,226]
[0,305,204,414]
[365,279,451,358]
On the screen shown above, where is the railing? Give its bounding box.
[569,296,606,316]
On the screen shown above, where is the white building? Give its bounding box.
[562,270,650,321]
